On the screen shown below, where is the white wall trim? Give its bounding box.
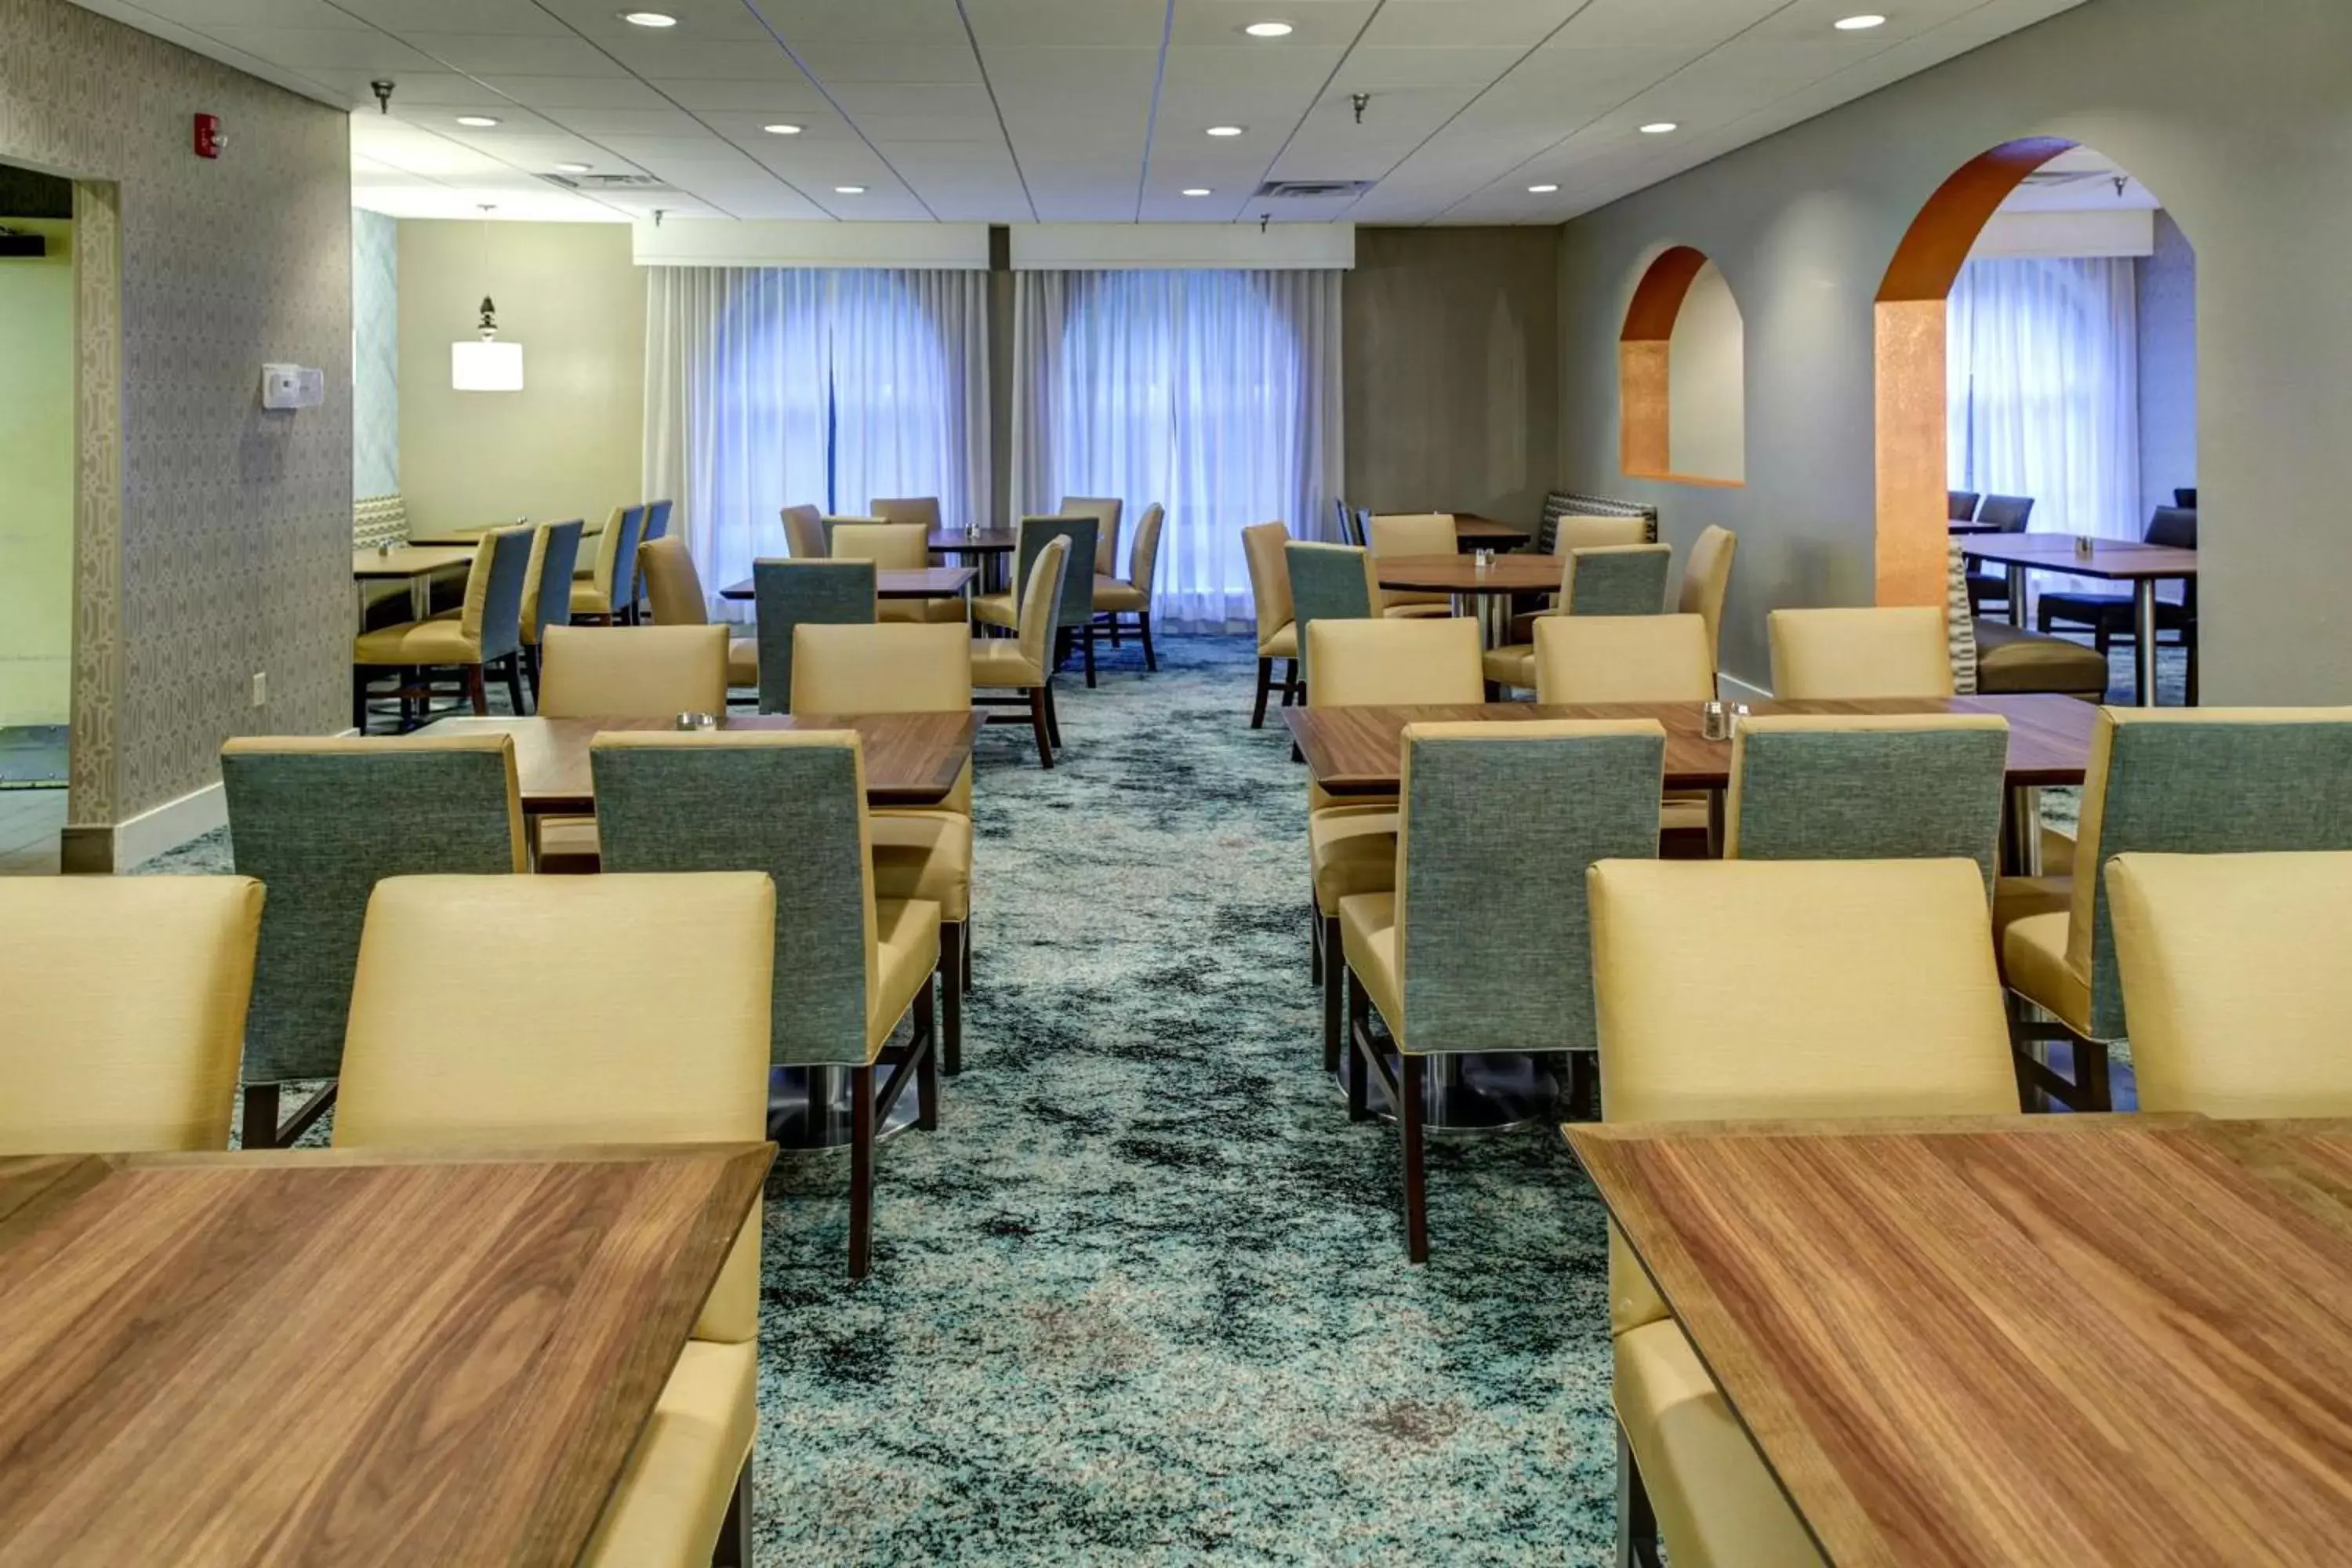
[633,220,993,269]
[114,781,225,869]
[1010,223,1355,270]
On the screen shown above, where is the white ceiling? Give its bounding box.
[71,0,2087,226]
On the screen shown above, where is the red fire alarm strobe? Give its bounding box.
[193,114,223,159]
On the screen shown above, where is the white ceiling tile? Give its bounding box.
[1168,0,1377,49]
[139,0,368,28]
[752,0,975,46]
[198,27,437,70]
[787,43,985,84]
[1551,0,1784,50]
[1359,0,1582,49]
[474,76,676,111]
[333,0,576,36]
[537,0,780,42]
[962,0,1168,49]
[597,40,808,80]
[397,33,630,75]
[537,106,713,136]
[1341,45,1534,88]
[648,79,833,111]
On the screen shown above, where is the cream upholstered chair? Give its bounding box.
[1768,607,1954,699]
[1365,513,1457,619]
[2000,707,2352,1111]
[971,534,1075,768]
[517,518,585,704]
[534,625,731,872]
[222,732,527,1145]
[793,621,976,1074]
[2110,851,2352,1116]
[1242,521,1298,727]
[1589,856,2016,1568]
[872,496,941,532]
[1531,614,1717,839]
[1092,502,1164,670]
[1302,616,1484,1073]
[1060,495,1124,577]
[354,523,533,731]
[1341,720,1665,1260]
[334,871,771,1566]
[1727,713,2010,896]
[0,876,263,1155]
[1678,525,1738,671]
[1484,545,1675,691]
[571,503,648,625]
[832,520,964,626]
[640,535,758,696]
[972,516,1100,679]
[752,558,876,714]
[782,503,829,560]
[590,734,938,1279]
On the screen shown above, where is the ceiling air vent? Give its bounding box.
[538,172,673,192]
[1253,179,1375,200]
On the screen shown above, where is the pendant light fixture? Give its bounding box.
[451,205,524,392]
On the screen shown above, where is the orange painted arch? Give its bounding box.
[1618,245,1740,486]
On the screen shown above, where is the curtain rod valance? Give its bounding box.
[633,220,993,270]
[631,220,1355,271]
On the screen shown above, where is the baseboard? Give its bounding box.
[1716,670,1771,703]
[114,781,227,869]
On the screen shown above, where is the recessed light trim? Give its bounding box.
[1181,187,1213,197]
[762,123,804,136]
[1243,21,1293,37]
[1639,121,1678,134]
[834,185,866,194]
[556,162,592,173]
[621,10,678,26]
[1528,183,1559,194]
[1833,13,1888,28]
[456,115,501,128]
[1205,125,1246,137]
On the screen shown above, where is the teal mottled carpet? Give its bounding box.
[143,634,1621,1565]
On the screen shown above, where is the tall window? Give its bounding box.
[1012,269,1344,630]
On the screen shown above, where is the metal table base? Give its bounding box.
[1339,1047,1596,1132]
[766,1064,924,1151]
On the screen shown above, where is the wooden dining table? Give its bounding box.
[1961,535,2197,706]
[926,528,1017,593]
[426,711,984,812]
[1566,1114,2352,1566]
[718,565,978,603]
[0,1142,772,1568]
[353,544,474,621]
[1450,514,1532,550]
[1374,553,1563,646]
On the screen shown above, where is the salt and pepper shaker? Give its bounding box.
[1731,702,1752,735]
[1701,700,1729,742]
[673,711,717,732]
[1474,547,1494,572]
[2074,535,2096,559]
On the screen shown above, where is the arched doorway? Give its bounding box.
[1619,245,1745,487]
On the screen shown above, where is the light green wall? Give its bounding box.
[397,220,644,535]
[0,216,74,725]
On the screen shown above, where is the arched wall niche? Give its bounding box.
[1618,245,1744,488]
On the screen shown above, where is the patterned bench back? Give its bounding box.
[354,494,408,551]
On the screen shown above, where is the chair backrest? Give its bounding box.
[829,521,928,570]
[751,559,877,714]
[1562,543,1673,616]
[1242,522,1294,643]
[1676,524,1737,666]
[1551,514,1650,555]
[782,503,828,559]
[456,524,534,662]
[791,622,971,714]
[637,535,711,626]
[2109,851,2352,1117]
[538,624,730,717]
[1367,512,1456,560]
[1532,615,1714,704]
[871,496,941,532]
[1330,498,1354,544]
[1976,494,2034,532]
[2146,505,2198,550]
[222,733,524,1087]
[1127,502,1166,593]
[1396,720,1664,1055]
[2063,708,2352,1040]
[1011,535,1075,679]
[595,503,648,603]
[1768,607,1955,699]
[521,519,585,644]
[1344,506,1370,546]
[640,499,673,544]
[1284,541,1381,687]
[0,875,263,1154]
[1059,495,1123,576]
[1948,490,1982,522]
[1305,616,1483,708]
[1014,516,1099,633]
[335,869,772,1345]
[1727,714,2010,897]
[2174,487,2198,510]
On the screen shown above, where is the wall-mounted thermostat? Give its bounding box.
[261,363,326,410]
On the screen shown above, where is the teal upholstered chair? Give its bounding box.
[2002,706,2352,1111]
[1562,543,1673,616]
[751,558,877,714]
[1339,719,1666,1261]
[572,503,647,625]
[973,517,1102,687]
[1284,541,1383,695]
[521,518,586,704]
[1727,713,2012,898]
[220,731,525,1147]
[590,728,940,1279]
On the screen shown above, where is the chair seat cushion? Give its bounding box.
[535,815,601,872]
[1482,643,1534,690]
[570,581,615,617]
[1337,891,1406,1046]
[970,591,1018,629]
[1613,1319,1823,1568]
[726,637,757,688]
[2001,909,2093,1037]
[1094,575,1148,613]
[971,639,1045,690]
[1973,621,2108,698]
[353,617,481,666]
[1661,790,1711,834]
[1309,808,1398,916]
[1382,603,1454,620]
[2039,589,2194,628]
[579,1338,755,1568]
[1258,621,1298,660]
[869,897,943,1053]
[881,598,970,626]
[870,809,971,922]
[1994,873,2072,937]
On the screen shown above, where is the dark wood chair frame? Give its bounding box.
[239,1081,339,1151]
[848,978,938,1279]
[974,680,1062,768]
[1249,655,1301,728]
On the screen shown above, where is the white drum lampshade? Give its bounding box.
[451,295,524,391]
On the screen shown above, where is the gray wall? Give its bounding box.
[2136,209,2197,524]
[1555,0,2352,699]
[1345,227,1559,529]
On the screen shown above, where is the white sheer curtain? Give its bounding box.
[645,267,989,617]
[1947,256,2140,598]
[1011,268,1344,631]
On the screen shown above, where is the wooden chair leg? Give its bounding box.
[1139,612,1157,672]
[1322,913,1343,1073]
[1403,1053,1428,1263]
[1345,967,1370,1123]
[940,922,964,1076]
[1028,687,1054,768]
[915,978,940,1133]
[1082,623,1097,688]
[1107,614,1122,648]
[524,642,543,704]
[241,1083,281,1150]
[350,668,370,735]
[848,1065,874,1279]
[1252,657,1274,728]
[1308,892,1323,985]
[962,916,975,992]
[712,1455,753,1568]
[464,664,489,716]
[501,653,528,716]
[1617,1423,1661,1568]
[1043,682,1063,750]
[1283,659,1302,706]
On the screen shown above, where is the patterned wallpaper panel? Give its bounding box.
[0,0,352,830]
[353,206,397,499]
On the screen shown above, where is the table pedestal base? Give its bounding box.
[1339,1048,1593,1131]
[766,1065,923,1150]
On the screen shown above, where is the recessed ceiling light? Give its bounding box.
[1528,183,1559,194]
[557,162,592,173]
[1243,21,1294,37]
[834,185,866,194]
[1833,13,1888,28]
[1206,125,1246,137]
[456,115,500,128]
[621,10,677,26]
[1181,187,1213,197]
[762,123,804,136]
[1639,121,1678,134]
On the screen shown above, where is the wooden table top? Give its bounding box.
[719,565,977,601]
[1452,515,1532,546]
[927,528,1018,554]
[1283,694,2095,797]
[1374,553,1562,593]
[1962,535,2199,579]
[427,710,983,811]
[1566,1116,2352,1566]
[0,1142,772,1568]
[353,545,475,579]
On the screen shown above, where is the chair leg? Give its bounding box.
[1345,967,1370,1123]
[1283,659,1302,706]
[1617,1424,1661,1568]
[1252,657,1274,728]
[962,915,975,993]
[464,664,489,716]
[1402,1053,1428,1263]
[1029,687,1054,768]
[848,1065,874,1279]
[915,978,940,1133]
[1082,623,1097,688]
[241,1083,281,1150]
[1107,614,1122,648]
[712,1455,753,1568]
[1308,893,1323,985]
[1139,612,1157,673]
[502,653,528,716]
[1322,913,1344,1073]
[524,642,543,704]
[350,667,370,735]
[1044,682,1063,750]
[940,921,964,1076]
